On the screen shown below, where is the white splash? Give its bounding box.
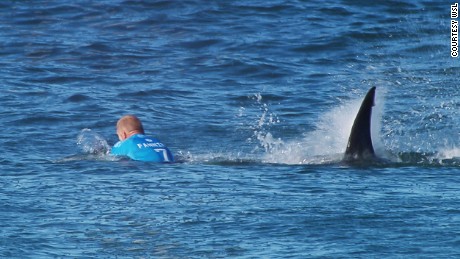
[434,147,460,160]
[76,128,111,155]
[259,88,387,165]
[249,93,283,153]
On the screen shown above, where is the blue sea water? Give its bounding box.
[1,0,460,258]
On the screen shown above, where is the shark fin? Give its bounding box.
[344,86,376,161]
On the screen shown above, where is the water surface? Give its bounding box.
[1,0,460,258]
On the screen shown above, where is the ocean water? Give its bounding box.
[1,0,460,258]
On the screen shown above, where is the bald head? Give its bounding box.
[116,115,145,140]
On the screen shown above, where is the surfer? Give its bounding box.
[111,115,174,162]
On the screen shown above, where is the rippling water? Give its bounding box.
[1,0,460,258]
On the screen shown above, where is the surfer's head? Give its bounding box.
[116,115,145,141]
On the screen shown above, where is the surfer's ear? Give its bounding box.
[118,131,127,141]
[116,128,127,141]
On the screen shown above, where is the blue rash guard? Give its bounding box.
[111,134,174,162]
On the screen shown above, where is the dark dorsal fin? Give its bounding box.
[344,87,376,161]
